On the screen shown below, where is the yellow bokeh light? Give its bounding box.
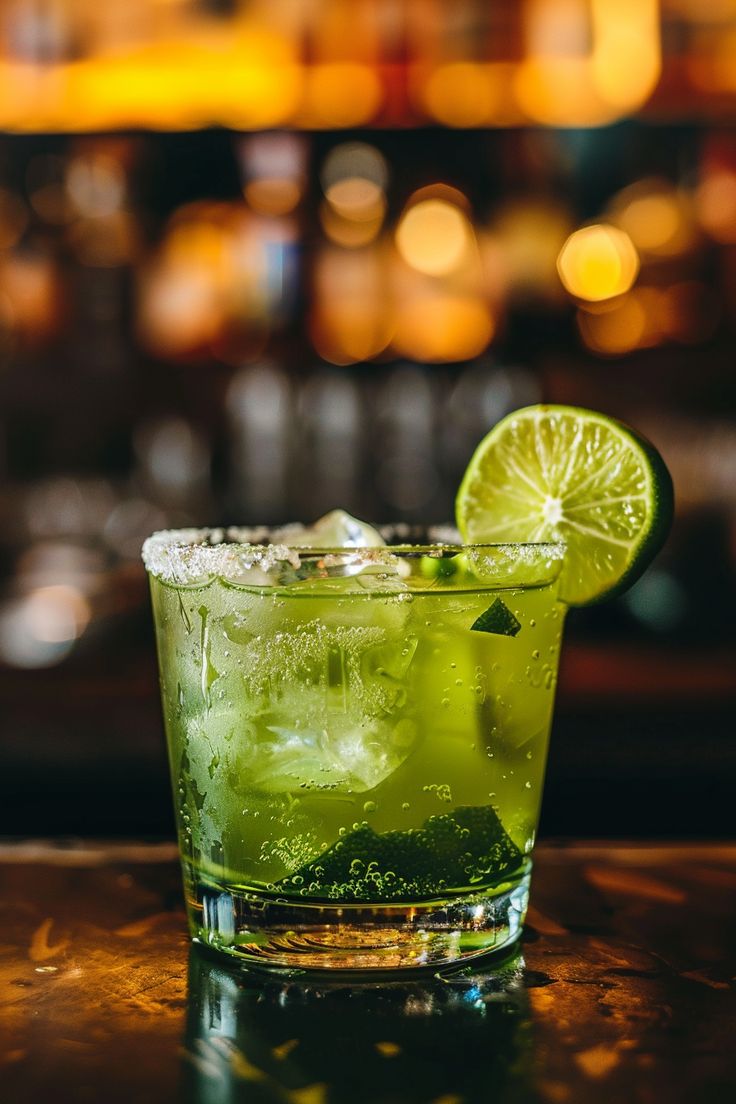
[515,0,660,125]
[557,224,639,302]
[590,0,661,111]
[0,32,303,132]
[395,200,474,278]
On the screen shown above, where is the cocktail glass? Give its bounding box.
[143,527,566,970]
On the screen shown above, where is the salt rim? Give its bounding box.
[141,526,565,585]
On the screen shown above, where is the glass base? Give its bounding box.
[187,863,531,972]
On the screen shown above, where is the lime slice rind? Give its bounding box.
[456,405,674,607]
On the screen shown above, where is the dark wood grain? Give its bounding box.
[1,842,734,1103]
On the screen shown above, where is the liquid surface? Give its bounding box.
[151,569,565,905]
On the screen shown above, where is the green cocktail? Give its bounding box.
[144,526,565,968]
[144,404,673,970]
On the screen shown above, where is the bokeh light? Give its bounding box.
[577,281,714,355]
[320,142,388,247]
[695,169,736,243]
[0,585,90,669]
[576,291,648,354]
[609,178,697,258]
[557,223,639,302]
[0,188,29,250]
[489,199,573,301]
[239,133,306,217]
[421,63,505,127]
[310,244,393,365]
[320,200,385,248]
[396,198,474,277]
[301,63,382,127]
[391,294,494,363]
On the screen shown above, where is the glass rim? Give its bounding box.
[142,526,566,587]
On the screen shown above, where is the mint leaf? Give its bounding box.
[471,598,521,636]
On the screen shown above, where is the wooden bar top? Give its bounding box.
[1,841,735,1103]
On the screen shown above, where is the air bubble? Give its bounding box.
[363,800,377,814]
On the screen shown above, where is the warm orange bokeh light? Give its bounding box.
[244,179,302,217]
[557,224,639,302]
[395,200,474,277]
[310,245,392,365]
[320,202,385,248]
[392,295,494,363]
[301,63,382,128]
[490,199,573,300]
[326,178,385,220]
[578,280,713,354]
[577,293,648,354]
[696,171,736,243]
[516,0,660,125]
[609,179,697,257]
[421,63,506,127]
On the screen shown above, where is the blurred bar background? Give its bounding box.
[1,0,735,838]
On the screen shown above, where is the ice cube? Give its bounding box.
[250,717,408,793]
[274,510,385,549]
[184,617,420,797]
[186,705,416,797]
